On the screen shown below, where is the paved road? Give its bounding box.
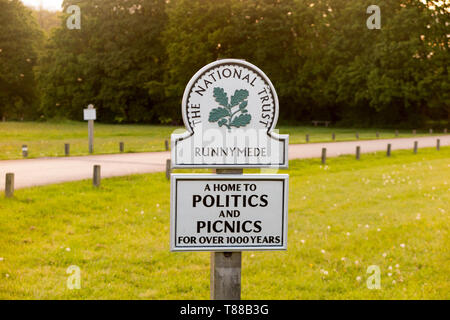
[1,135,448,190]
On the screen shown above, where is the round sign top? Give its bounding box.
[182,59,279,134]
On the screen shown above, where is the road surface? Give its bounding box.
[1,135,448,190]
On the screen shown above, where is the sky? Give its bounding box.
[21,0,63,11]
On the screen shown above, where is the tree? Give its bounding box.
[38,0,167,122]
[0,0,43,120]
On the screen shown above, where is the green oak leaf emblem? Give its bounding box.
[208,87,251,129]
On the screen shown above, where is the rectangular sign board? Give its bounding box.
[170,174,288,252]
[83,109,96,121]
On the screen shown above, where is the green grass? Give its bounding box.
[0,121,443,160]
[0,147,449,299]
[0,121,178,160]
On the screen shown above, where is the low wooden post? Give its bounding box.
[429,128,433,134]
[413,129,416,135]
[444,128,448,134]
[211,168,243,300]
[376,131,380,139]
[5,173,14,198]
[165,140,169,151]
[64,143,70,156]
[356,146,361,160]
[305,134,309,143]
[166,159,171,180]
[321,148,326,165]
[395,130,399,137]
[22,145,28,158]
[119,142,124,153]
[332,133,335,141]
[436,139,440,151]
[93,165,101,187]
[414,141,418,154]
[355,132,359,140]
[387,144,391,157]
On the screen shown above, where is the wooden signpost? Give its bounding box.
[170,59,289,300]
[83,104,96,154]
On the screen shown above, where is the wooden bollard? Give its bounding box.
[387,144,391,157]
[166,159,171,180]
[356,146,361,160]
[93,165,101,187]
[305,134,309,143]
[395,130,399,137]
[429,128,433,134]
[376,131,380,139]
[119,142,124,153]
[414,141,418,154]
[165,140,169,151]
[436,139,440,151]
[355,132,359,140]
[413,129,416,135]
[444,128,447,134]
[5,173,14,198]
[22,145,28,158]
[332,133,335,141]
[64,143,70,156]
[321,148,326,165]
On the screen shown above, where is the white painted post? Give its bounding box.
[88,105,94,154]
[22,145,28,158]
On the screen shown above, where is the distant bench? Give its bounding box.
[312,120,331,127]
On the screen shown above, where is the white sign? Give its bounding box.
[170,174,288,252]
[172,59,288,169]
[83,108,96,121]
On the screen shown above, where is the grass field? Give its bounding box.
[0,147,448,299]
[0,121,443,160]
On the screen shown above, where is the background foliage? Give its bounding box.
[0,0,448,126]
[0,0,43,120]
